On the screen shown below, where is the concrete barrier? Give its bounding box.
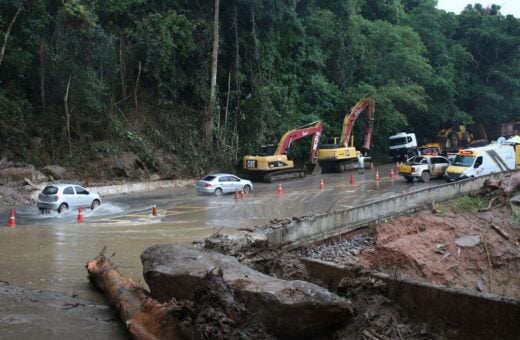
[301,258,520,340]
[376,272,520,340]
[93,179,195,196]
[267,172,512,246]
[30,179,196,201]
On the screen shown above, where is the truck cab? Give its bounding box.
[389,132,417,161]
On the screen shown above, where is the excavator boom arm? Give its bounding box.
[340,98,375,150]
[274,121,323,162]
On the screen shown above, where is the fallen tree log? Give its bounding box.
[86,248,274,339]
[86,248,195,339]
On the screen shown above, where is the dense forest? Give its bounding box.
[0,0,519,178]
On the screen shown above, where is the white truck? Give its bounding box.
[398,155,451,183]
[445,143,517,182]
[388,132,417,161]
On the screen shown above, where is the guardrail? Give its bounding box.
[267,172,514,246]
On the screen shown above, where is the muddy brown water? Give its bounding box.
[0,164,442,304]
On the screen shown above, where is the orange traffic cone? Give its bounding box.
[234,189,239,201]
[390,168,395,179]
[239,189,245,199]
[375,171,380,181]
[349,174,356,185]
[277,183,284,196]
[320,179,325,189]
[396,162,400,171]
[370,162,375,171]
[77,207,84,223]
[152,204,158,217]
[7,208,15,228]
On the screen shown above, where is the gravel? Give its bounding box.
[296,235,375,263]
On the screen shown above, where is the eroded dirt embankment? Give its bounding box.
[299,200,520,300]
[202,193,520,339]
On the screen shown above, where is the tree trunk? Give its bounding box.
[0,6,22,68]
[86,249,193,339]
[39,40,46,110]
[64,76,72,156]
[119,35,127,99]
[234,6,241,118]
[134,61,141,111]
[250,6,261,77]
[224,71,231,136]
[206,0,220,141]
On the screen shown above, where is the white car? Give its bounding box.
[37,183,101,213]
[196,173,253,196]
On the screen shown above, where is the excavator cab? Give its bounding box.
[318,98,375,172]
[243,121,323,182]
[253,144,277,156]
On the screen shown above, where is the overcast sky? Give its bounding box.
[436,1,520,17]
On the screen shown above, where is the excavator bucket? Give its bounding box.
[305,161,321,176]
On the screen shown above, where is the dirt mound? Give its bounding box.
[360,205,520,298]
[300,198,520,300]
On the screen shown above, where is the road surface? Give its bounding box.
[0,163,446,338]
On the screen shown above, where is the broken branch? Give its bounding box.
[490,223,510,240]
[481,237,493,294]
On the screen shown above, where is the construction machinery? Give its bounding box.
[318,98,375,172]
[437,124,473,152]
[243,121,323,183]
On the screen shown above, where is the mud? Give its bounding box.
[295,199,520,299]
[0,281,126,339]
[201,194,520,339]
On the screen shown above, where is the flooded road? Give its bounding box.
[0,164,444,303]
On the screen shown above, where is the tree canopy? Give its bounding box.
[0,0,519,174]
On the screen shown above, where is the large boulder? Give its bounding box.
[41,165,67,180]
[141,244,353,338]
[112,152,148,179]
[0,165,47,185]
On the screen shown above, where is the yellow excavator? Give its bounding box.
[243,121,323,182]
[318,98,375,172]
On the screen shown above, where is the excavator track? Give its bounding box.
[320,157,372,173]
[263,169,306,183]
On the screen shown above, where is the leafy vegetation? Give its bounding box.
[451,195,487,213]
[0,1,519,177]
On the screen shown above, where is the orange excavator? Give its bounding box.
[243,121,323,182]
[318,98,375,172]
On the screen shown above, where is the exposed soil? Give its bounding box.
[301,202,520,299]
[201,194,520,339]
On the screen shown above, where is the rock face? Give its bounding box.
[0,165,47,184]
[112,152,148,178]
[42,165,67,180]
[141,244,353,338]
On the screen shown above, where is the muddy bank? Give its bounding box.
[299,201,520,299]
[0,281,126,340]
[199,194,520,338]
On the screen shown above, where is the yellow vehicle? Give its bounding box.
[243,121,323,183]
[437,124,473,152]
[318,98,375,172]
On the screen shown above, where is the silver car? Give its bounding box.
[37,184,101,213]
[196,173,253,196]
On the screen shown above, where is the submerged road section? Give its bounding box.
[0,164,444,303]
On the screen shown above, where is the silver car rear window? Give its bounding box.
[42,186,58,195]
[203,175,216,181]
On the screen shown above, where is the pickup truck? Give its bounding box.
[398,155,450,182]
